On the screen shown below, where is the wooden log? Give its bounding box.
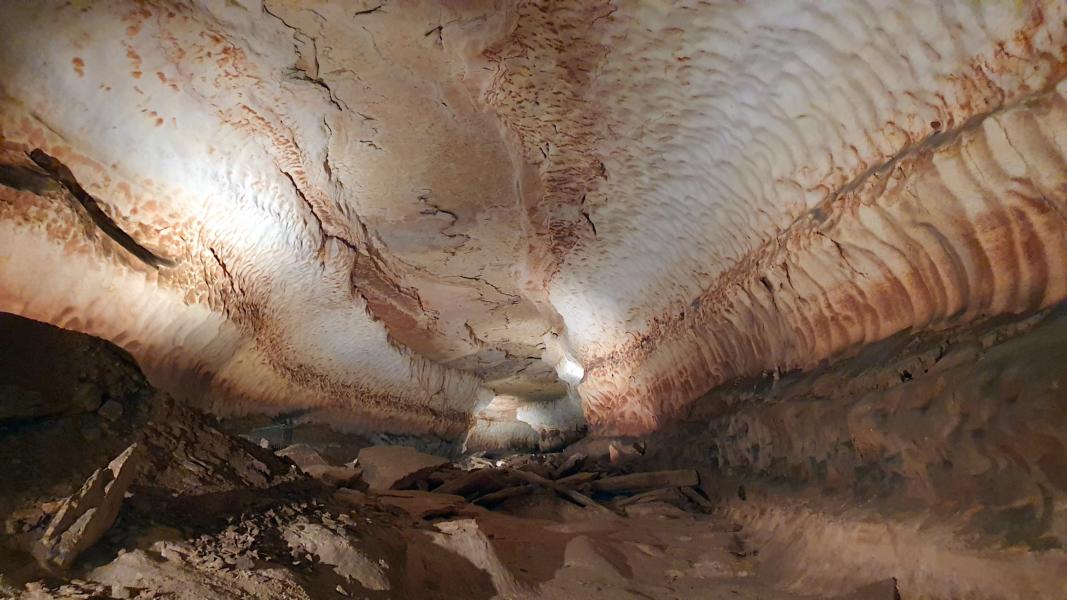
[589,470,698,494]
[678,486,715,512]
[516,462,555,480]
[551,453,586,479]
[467,456,496,469]
[556,471,599,487]
[434,468,507,497]
[612,487,680,508]
[472,485,534,506]
[507,469,619,516]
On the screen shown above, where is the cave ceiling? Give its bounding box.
[0,0,1064,440]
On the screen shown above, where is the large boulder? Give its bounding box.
[282,523,390,591]
[357,446,448,491]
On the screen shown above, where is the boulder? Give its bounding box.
[34,443,144,570]
[356,446,448,491]
[282,523,390,591]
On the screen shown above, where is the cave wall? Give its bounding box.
[638,305,1067,597]
[546,0,1067,434]
[0,0,530,438]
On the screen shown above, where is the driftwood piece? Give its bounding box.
[507,469,618,515]
[551,453,586,479]
[434,468,507,497]
[377,490,468,519]
[464,456,496,470]
[613,487,679,508]
[515,462,555,480]
[589,470,698,494]
[472,485,534,506]
[556,471,599,487]
[612,487,681,508]
[678,486,715,512]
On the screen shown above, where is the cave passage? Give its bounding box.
[1,1,1066,599]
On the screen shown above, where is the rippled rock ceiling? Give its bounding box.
[0,1,1064,444]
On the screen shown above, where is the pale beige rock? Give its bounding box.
[357,446,448,491]
[282,523,390,591]
[274,446,363,486]
[275,444,330,470]
[430,519,523,597]
[35,443,144,570]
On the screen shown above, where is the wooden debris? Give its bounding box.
[589,470,698,494]
[556,471,599,487]
[472,485,534,506]
[678,486,715,512]
[393,465,460,492]
[515,462,555,480]
[551,453,585,479]
[376,490,468,519]
[832,578,900,600]
[507,469,618,515]
[434,468,507,498]
[624,501,690,519]
[469,456,496,469]
[612,487,681,508]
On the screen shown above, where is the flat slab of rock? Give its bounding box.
[276,443,330,470]
[276,444,361,486]
[357,446,448,491]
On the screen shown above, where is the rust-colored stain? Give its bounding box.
[71,57,84,77]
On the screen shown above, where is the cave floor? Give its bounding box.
[7,474,856,600]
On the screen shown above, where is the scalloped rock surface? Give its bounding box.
[0,0,1065,442]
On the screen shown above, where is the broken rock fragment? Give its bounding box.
[34,443,145,570]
